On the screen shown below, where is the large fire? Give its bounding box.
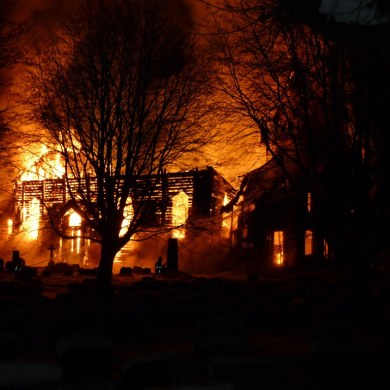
[20,146,65,181]
[11,148,197,267]
[9,148,88,260]
[16,149,68,241]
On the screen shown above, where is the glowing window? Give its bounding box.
[273,231,284,266]
[307,192,312,212]
[68,211,82,228]
[305,230,313,255]
[242,226,248,239]
[23,197,40,240]
[172,191,189,239]
[323,238,329,258]
[222,193,231,231]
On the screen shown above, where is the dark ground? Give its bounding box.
[1,266,390,389]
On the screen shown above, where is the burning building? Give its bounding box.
[10,155,236,271]
[223,158,332,270]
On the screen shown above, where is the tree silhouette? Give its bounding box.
[211,0,384,272]
[0,0,21,134]
[25,0,214,289]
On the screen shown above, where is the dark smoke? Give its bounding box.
[12,0,196,27]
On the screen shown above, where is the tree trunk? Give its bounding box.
[96,242,119,292]
[167,238,179,272]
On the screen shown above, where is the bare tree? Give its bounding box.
[25,0,214,289]
[0,0,22,134]
[0,0,28,228]
[211,0,381,271]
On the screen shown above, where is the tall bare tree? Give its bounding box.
[211,0,384,273]
[0,0,21,134]
[26,0,214,289]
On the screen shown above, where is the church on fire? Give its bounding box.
[11,149,332,271]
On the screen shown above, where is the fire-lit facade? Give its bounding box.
[12,165,236,248]
[226,158,332,269]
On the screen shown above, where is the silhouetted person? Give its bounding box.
[11,250,23,272]
[155,256,166,274]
